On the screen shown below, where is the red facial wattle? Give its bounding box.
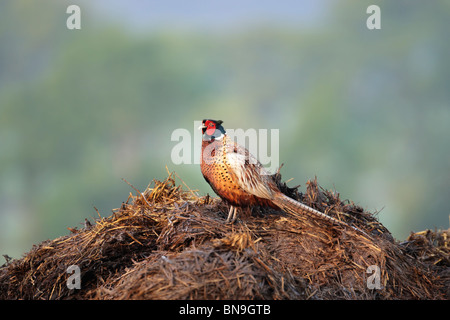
[204,120,216,136]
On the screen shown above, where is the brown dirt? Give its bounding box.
[0,170,448,300]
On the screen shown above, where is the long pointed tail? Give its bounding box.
[272,192,370,237]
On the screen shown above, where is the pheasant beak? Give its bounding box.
[199,124,206,130]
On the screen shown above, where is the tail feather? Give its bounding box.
[272,192,370,237]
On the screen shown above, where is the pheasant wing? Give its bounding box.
[224,142,275,200]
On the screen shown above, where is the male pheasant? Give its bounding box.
[199,119,369,237]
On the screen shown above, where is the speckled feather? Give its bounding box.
[199,119,371,237]
[200,135,278,209]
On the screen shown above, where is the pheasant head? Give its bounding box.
[200,119,226,142]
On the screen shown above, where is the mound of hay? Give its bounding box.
[0,171,448,300]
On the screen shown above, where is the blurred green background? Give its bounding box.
[1,0,449,258]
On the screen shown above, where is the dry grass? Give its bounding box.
[0,170,448,299]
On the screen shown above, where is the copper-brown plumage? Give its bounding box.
[201,137,278,211]
[199,119,370,237]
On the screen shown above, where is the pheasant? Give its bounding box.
[199,119,370,237]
